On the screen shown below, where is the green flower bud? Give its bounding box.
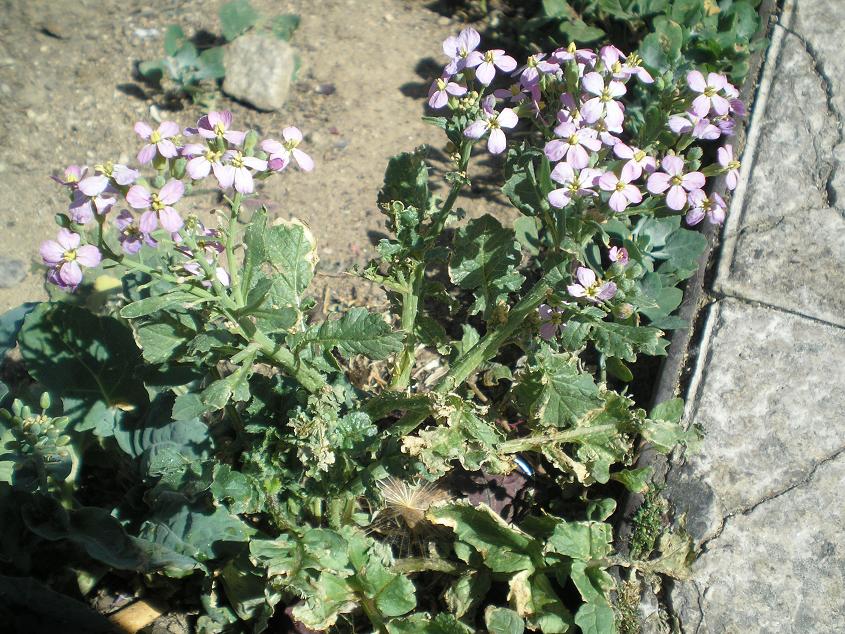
[171,157,188,180]
[613,303,635,319]
[39,392,51,411]
[243,130,259,156]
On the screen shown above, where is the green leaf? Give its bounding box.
[650,397,683,422]
[263,218,318,312]
[502,152,546,217]
[444,570,490,619]
[573,600,616,634]
[611,466,653,493]
[513,216,541,256]
[219,0,259,41]
[559,19,605,43]
[590,321,668,362]
[606,356,633,382]
[196,46,226,80]
[113,416,211,480]
[449,214,525,316]
[211,464,262,514]
[201,368,252,411]
[545,520,613,561]
[378,148,430,213]
[270,13,300,40]
[164,24,187,56]
[388,613,475,633]
[172,392,205,421]
[135,319,187,364]
[17,303,147,434]
[429,501,538,574]
[485,606,525,634]
[291,307,403,359]
[0,303,36,359]
[120,291,202,318]
[508,570,573,633]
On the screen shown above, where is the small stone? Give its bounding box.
[384,12,394,22]
[40,19,69,39]
[223,35,296,111]
[0,258,26,288]
[437,16,452,26]
[314,82,336,96]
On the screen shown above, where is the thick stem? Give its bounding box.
[391,557,465,575]
[241,324,328,394]
[225,192,245,307]
[498,422,627,454]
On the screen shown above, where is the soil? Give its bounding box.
[0,0,513,314]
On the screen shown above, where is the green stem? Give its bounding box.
[498,423,627,454]
[242,324,328,394]
[225,192,245,307]
[389,141,473,391]
[391,557,465,575]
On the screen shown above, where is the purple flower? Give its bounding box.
[261,127,314,172]
[621,52,653,84]
[51,165,85,188]
[580,72,626,127]
[135,120,180,164]
[213,150,268,194]
[109,163,140,186]
[609,246,628,265]
[544,121,601,169]
[463,98,518,155]
[428,76,467,109]
[443,28,483,75]
[115,210,156,254]
[68,174,118,224]
[547,163,602,208]
[182,143,224,180]
[553,43,596,66]
[647,156,705,210]
[613,143,657,180]
[196,111,246,146]
[126,179,185,233]
[668,111,721,140]
[40,228,101,290]
[469,49,517,85]
[538,303,564,340]
[686,190,727,226]
[515,53,559,88]
[718,144,741,190]
[567,267,616,302]
[493,82,531,104]
[599,170,642,212]
[686,71,731,117]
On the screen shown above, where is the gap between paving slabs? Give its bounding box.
[612,0,782,621]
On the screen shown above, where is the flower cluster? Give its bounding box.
[42,111,313,291]
[428,29,745,220]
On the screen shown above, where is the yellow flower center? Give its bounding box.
[728,160,740,170]
[64,249,77,262]
[615,181,626,192]
[150,130,162,143]
[436,78,448,91]
[704,86,717,97]
[231,152,245,168]
[670,175,683,186]
[213,122,226,137]
[568,134,579,146]
[151,193,164,211]
[634,150,646,162]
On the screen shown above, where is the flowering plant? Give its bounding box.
[0,27,744,633]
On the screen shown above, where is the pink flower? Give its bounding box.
[553,43,596,66]
[567,267,616,302]
[115,210,156,254]
[126,179,185,233]
[428,76,467,109]
[463,98,518,155]
[469,49,517,86]
[647,156,705,210]
[135,120,180,164]
[40,229,101,291]
[686,71,731,117]
[609,246,628,265]
[545,121,601,169]
[599,170,642,212]
[51,165,85,189]
[686,190,727,226]
[182,143,225,180]
[668,111,721,140]
[196,111,246,146]
[580,72,626,127]
[613,143,657,180]
[547,163,602,209]
[213,150,268,194]
[261,127,314,172]
[538,304,564,340]
[68,174,118,224]
[515,53,559,88]
[443,28,483,75]
[718,144,741,190]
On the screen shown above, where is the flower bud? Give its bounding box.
[243,130,259,156]
[54,213,72,228]
[613,303,634,319]
[171,157,188,180]
[40,392,51,411]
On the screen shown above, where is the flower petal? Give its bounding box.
[159,179,185,205]
[126,185,151,209]
[75,245,102,268]
[134,121,153,139]
[292,148,314,172]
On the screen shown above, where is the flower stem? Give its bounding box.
[225,192,245,307]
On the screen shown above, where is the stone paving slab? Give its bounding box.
[715,0,845,327]
[666,299,845,543]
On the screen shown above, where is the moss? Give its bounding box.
[629,488,668,560]
[615,575,643,634]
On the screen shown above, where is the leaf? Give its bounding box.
[0,575,114,632]
[606,356,633,382]
[378,148,430,214]
[211,464,262,514]
[558,19,605,43]
[508,571,573,633]
[651,397,684,422]
[263,218,317,312]
[444,570,490,619]
[590,320,668,362]
[611,466,653,493]
[164,24,187,56]
[196,46,226,80]
[120,290,200,318]
[502,153,546,217]
[428,501,538,574]
[135,319,187,364]
[449,214,525,316]
[291,307,403,359]
[172,392,205,421]
[0,303,37,359]
[573,600,616,634]
[17,303,147,435]
[485,606,525,634]
[138,493,253,563]
[219,0,259,41]
[513,216,541,256]
[113,414,211,480]
[201,369,251,411]
[545,520,613,561]
[270,13,300,40]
